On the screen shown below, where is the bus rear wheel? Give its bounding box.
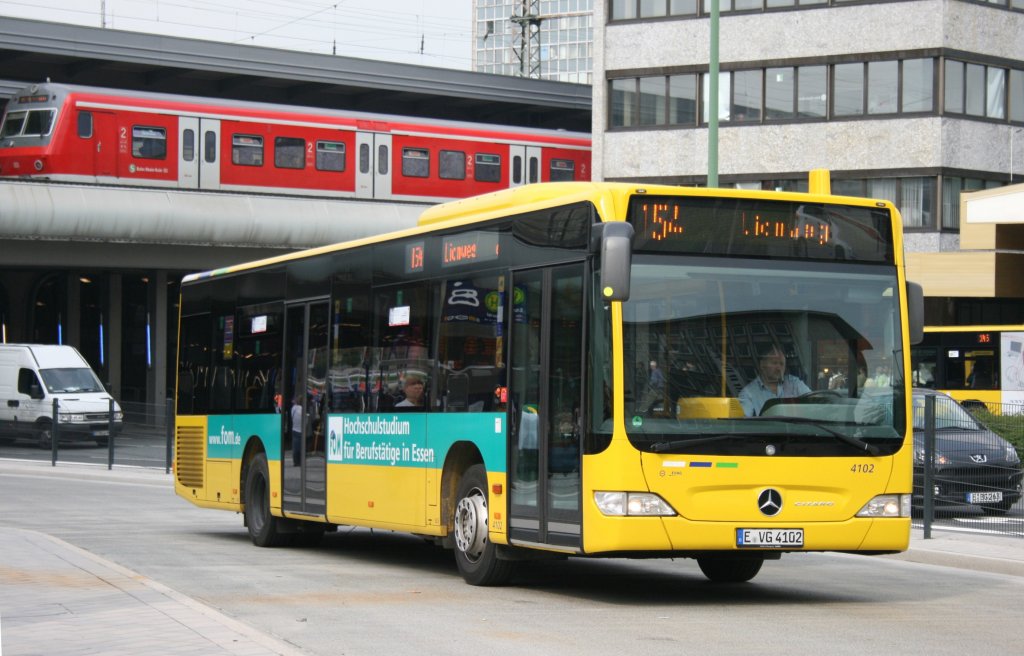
[244,452,290,547]
[452,464,515,586]
[696,555,765,583]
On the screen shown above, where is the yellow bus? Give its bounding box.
[174,179,923,585]
[912,325,1024,411]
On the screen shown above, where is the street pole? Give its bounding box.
[708,0,720,188]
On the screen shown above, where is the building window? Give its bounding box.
[798,66,827,117]
[766,67,795,119]
[610,78,637,127]
[639,77,666,125]
[948,60,1008,119]
[669,74,698,125]
[867,60,898,115]
[833,63,864,116]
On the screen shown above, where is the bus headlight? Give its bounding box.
[594,491,676,516]
[856,494,910,518]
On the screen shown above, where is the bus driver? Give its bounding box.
[739,344,811,416]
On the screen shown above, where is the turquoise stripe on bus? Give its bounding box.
[206,414,281,461]
[326,412,507,471]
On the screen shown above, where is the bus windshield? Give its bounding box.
[620,257,906,457]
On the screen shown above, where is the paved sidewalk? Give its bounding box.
[0,526,306,656]
[892,528,1024,577]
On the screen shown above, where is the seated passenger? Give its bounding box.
[739,344,811,416]
[395,374,425,408]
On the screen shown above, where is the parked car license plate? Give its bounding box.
[966,491,1003,504]
[736,528,803,548]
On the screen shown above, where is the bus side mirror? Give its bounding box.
[591,222,634,302]
[907,281,924,345]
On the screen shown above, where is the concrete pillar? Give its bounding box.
[148,270,169,425]
[107,273,122,400]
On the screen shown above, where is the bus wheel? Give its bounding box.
[244,452,290,547]
[696,556,764,583]
[453,464,514,586]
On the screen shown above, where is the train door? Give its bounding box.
[281,300,330,517]
[355,132,392,200]
[507,263,585,550]
[509,145,542,188]
[199,119,221,189]
[91,111,118,178]
[178,116,199,189]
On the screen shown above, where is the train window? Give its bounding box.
[475,153,502,183]
[232,134,263,167]
[439,150,466,180]
[378,144,389,175]
[550,158,575,181]
[274,136,305,169]
[316,140,345,172]
[132,126,167,159]
[512,155,522,184]
[360,143,370,174]
[23,109,56,137]
[204,131,216,163]
[402,147,429,178]
[77,111,93,139]
[528,157,539,184]
[1,111,26,137]
[182,129,195,162]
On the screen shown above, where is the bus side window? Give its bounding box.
[438,275,505,412]
[371,283,433,411]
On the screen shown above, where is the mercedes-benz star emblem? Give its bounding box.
[758,488,783,516]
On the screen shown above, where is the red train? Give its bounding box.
[0,82,590,202]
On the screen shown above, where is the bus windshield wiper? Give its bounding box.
[649,419,880,456]
[748,416,881,455]
[650,433,759,453]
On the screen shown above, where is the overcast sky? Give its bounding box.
[0,0,473,69]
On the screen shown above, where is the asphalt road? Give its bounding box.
[2,462,1023,656]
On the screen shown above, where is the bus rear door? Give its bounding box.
[282,300,330,517]
[507,263,585,550]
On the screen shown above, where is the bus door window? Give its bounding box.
[438,274,506,412]
[233,306,282,412]
[943,348,966,388]
[327,288,371,414]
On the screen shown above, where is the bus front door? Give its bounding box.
[508,264,584,550]
[282,300,330,517]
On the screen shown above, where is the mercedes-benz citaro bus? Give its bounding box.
[174,172,923,586]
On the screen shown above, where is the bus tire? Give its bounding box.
[244,452,291,547]
[452,464,515,586]
[696,555,764,583]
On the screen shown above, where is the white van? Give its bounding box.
[0,344,123,448]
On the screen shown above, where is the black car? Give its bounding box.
[912,389,1023,515]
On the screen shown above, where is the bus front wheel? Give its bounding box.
[452,464,514,586]
[244,452,290,547]
[696,555,764,583]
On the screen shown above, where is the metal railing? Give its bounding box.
[0,398,176,472]
[915,394,1024,538]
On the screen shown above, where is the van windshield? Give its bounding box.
[40,368,104,394]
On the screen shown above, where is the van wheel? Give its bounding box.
[37,426,53,450]
[452,464,515,586]
[244,452,291,547]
